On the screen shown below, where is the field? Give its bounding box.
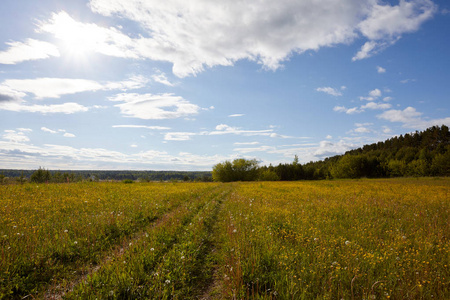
[0,179,449,299]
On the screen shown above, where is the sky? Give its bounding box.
[0,0,449,171]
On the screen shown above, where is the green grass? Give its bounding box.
[0,178,449,299]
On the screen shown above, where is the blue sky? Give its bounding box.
[0,0,449,170]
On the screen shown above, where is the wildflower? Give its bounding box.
[181,256,185,260]
[73,241,78,245]
[64,229,68,233]
[165,279,171,284]
[345,240,351,246]
[233,229,237,233]
[150,248,155,251]
[402,235,407,240]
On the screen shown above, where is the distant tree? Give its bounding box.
[212,159,259,182]
[406,159,429,177]
[30,167,51,183]
[330,155,368,179]
[259,169,280,181]
[387,160,407,177]
[431,150,450,176]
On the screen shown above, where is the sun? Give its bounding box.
[48,12,98,59]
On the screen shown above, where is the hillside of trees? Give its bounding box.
[0,169,212,184]
[213,125,450,181]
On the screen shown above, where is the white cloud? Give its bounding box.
[1,76,147,99]
[313,140,356,158]
[234,142,260,145]
[164,132,196,141]
[41,127,57,134]
[355,122,373,127]
[358,0,436,40]
[130,144,138,148]
[0,137,231,170]
[352,41,379,61]
[377,106,422,123]
[361,102,392,110]
[333,106,362,114]
[88,1,367,76]
[326,135,333,139]
[353,0,436,60]
[316,87,342,96]
[0,101,88,114]
[108,93,200,119]
[0,85,27,102]
[369,88,382,98]
[0,39,60,64]
[383,96,393,102]
[360,88,382,101]
[104,75,149,91]
[401,78,416,84]
[2,130,30,143]
[30,1,434,77]
[151,72,175,87]
[382,126,392,133]
[377,66,386,73]
[3,78,103,99]
[233,145,276,154]
[377,106,450,129]
[38,11,140,59]
[112,125,171,130]
[17,128,32,132]
[41,127,76,138]
[208,124,273,136]
[354,126,371,133]
[228,114,245,117]
[215,124,233,131]
[161,124,281,142]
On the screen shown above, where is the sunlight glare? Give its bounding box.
[50,12,98,59]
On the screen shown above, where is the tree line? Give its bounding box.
[212,125,450,182]
[0,169,213,184]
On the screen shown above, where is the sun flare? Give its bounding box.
[44,12,98,59]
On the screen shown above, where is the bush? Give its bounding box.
[212,159,259,182]
[30,167,51,183]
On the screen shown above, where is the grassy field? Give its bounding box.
[0,178,449,299]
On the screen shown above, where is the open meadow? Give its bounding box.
[0,178,449,299]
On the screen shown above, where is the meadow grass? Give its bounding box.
[214,178,449,299]
[0,178,449,299]
[0,182,221,298]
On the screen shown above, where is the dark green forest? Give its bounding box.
[213,125,450,181]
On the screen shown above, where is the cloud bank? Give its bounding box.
[26,0,435,77]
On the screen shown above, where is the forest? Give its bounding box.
[213,125,450,181]
[0,169,213,184]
